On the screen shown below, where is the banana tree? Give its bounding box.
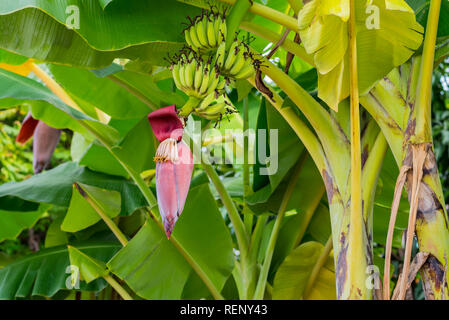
[0,0,447,300]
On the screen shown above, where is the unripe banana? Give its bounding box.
[229,48,246,76]
[178,63,187,88]
[234,62,255,79]
[219,18,227,42]
[189,25,202,49]
[184,29,197,52]
[184,59,195,88]
[214,17,223,45]
[207,19,217,48]
[215,42,226,69]
[196,92,216,111]
[199,102,226,116]
[194,62,204,90]
[199,67,211,94]
[196,19,208,47]
[224,41,239,70]
[172,64,183,90]
[206,73,220,95]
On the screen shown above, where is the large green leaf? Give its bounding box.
[0,68,119,145]
[107,184,235,299]
[272,241,336,300]
[0,204,49,242]
[61,183,121,233]
[0,1,200,68]
[407,0,449,38]
[0,241,120,299]
[68,245,109,283]
[0,162,146,216]
[298,0,424,110]
[47,64,152,119]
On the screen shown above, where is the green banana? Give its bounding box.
[196,19,208,47]
[215,42,226,69]
[189,25,203,49]
[207,19,217,48]
[214,17,222,45]
[196,92,216,111]
[199,67,211,95]
[224,41,239,70]
[194,62,204,90]
[172,63,183,90]
[234,62,255,79]
[229,50,246,76]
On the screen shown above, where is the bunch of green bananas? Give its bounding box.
[216,40,256,80]
[194,92,237,120]
[185,12,227,54]
[172,52,225,100]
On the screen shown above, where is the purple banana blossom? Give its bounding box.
[17,113,61,174]
[148,105,193,238]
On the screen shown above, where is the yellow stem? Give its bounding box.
[217,0,298,31]
[347,0,367,299]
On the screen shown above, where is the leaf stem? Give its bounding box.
[202,163,249,258]
[103,275,133,300]
[225,0,252,49]
[217,0,298,31]
[247,78,327,175]
[303,236,333,299]
[253,153,307,299]
[243,95,252,233]
[346,0,368,299]
[259,58,351,195]
[74,183,128,247]
[239,22,313,66]
[413,0,442,142]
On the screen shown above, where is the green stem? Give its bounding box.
[202,163,249,258]
[225,0,252,49]
[249,215,268,261]
[414,0,441,142]
[239,21,313,66]
[217,0,298,31]
[247,78,327,174]
[74,183,128,247]
[253,154,307,299]
[257,61,351,195]
[243,95,252,233]
[303,236,333,299]
[103,275,134,300]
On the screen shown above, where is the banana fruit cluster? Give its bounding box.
[171,51,236,120]
[171,10,258,120]
[195,92,236,120]
[185,12,226,54]
[215,41,256,80]
[172,52,225,100]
